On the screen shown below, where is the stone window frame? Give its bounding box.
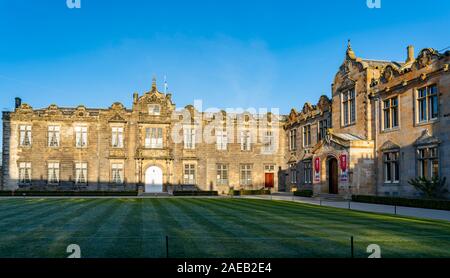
[318,118,329,141]
[183,163,197,185]
[145,127,164,149]
[111,126,125,149]
[216,129,228,151]
[262,129,275,154]
[302,125,312,148]
[216,164,229,186]
[289,163,297,184]
[381,96,400,131]
[382,151,400,184]
[18,162,32,185]
[239,129,252,152]
[19,124,32,148]
[148,104,161,116]
[239,164,253,187]
[47,125,61,148]
[110,162,124,185]
[416,145,439,179]
[74,125,88,149]
[341,87,356,127]
[47,161,60,185]
[416,84,439,124]
[289,129,297,151]
[303,160,312,184]
[183,125,196,150]
[74,162,88,185]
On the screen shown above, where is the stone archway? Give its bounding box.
[328,157,339,194]
[145,166,163,193]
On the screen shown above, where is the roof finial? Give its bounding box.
[152,76,157,89]
[346,39,356,59]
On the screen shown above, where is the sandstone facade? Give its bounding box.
[285,43,450,198]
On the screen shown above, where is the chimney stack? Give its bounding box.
[406,45,415,63]
[15,97,22,109]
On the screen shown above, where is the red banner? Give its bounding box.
[314,157,320,172]
[339,154,347,171]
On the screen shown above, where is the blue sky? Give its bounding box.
[0,0,449,117]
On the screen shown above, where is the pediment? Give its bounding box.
[109,113,127,123]
[380,140,400,151]
[415,129,441,146]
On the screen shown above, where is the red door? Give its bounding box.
[265,173,274,188]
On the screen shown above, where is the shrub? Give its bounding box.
[352,195,450,211]
[408,176,448,199]
[172,191,218,196]
[0,191,138,197]
[229,189,271,196]
[294,190,314,198]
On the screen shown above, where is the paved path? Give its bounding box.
[237,193,450,222]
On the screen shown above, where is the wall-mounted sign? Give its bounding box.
[339,154,348,182]
[314,157,321,182]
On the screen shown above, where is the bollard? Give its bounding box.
[166,235,169,258]
[350,236,354,258]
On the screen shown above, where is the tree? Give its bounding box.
[408,176,448,199]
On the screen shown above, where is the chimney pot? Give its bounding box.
[406,45,415,63]
[15,97,22,109]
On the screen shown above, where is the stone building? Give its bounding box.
[2,43,449,198]
[284,43,450,198]
[1,80,286,193]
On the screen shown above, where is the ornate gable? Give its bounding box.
[380,140,400,151]
[415,129,441,146]
[415,48,441,70]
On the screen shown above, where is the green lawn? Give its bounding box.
[0,197,449,258]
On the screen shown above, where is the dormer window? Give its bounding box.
[149,104,161,116]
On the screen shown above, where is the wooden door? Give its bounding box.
[265,173,274,188]
[329,158,339,194]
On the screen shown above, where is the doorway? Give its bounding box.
[145,166,163,193]
[328,158,339,194]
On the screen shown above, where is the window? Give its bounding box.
[216,164,228,186]
[418,85,438,123]
[148,104,161,116]
[19,125,32,147]
[303,161,312,184]
[262,130,275,153]
[240,164,253,186]
[75,126,88,148]
[342,88,356,126]
[318,119,328,141]
[290,163,297,184]
[303,125,311,147]
[264,164,275,172]
[19,162,31,185]
[418,147,439,178]
[75,162,88,184]
[111,163,124,184]
[383,152,399,183]
[145,128,163,149]
[216,129,228,151]
[383,97,399,130]
[184,164,196,185]
[48,126,60,147]
[289,129,297,151]
[48,162,60,185]
[183,127,196,150]
[112,127,124,148]
[240,130,251,151]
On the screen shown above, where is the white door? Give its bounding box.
[145,166,163,193]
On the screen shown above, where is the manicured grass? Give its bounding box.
[0,198,449,258]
